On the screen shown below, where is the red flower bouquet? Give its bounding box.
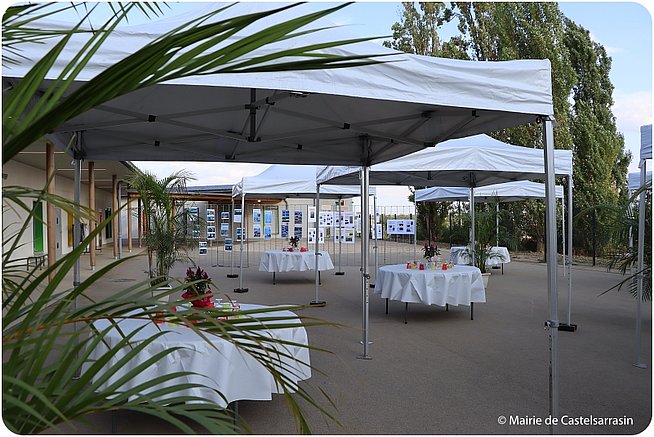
[182,266,215,308]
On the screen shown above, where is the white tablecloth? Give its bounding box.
[374,264,486,306]
[450,246,511,266]
[259,250,334,272]
[83,304,311,408]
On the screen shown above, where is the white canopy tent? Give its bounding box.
[634,124,652,368]
[5,3,554,167]
[231,164,375,302]
[5,2,562,418]
[416,180,564,203]
[317,134,572,186]
[628,171,652,192]
[318,133,569,412]
[415,181,566,260]
[317,135,574,321]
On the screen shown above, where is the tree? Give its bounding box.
[386,2,631,255]
[409,187,449,243]
[128,170,193,285]
[564,18,631,255]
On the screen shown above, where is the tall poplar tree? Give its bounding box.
[564,18,631,252]
[386,2,630,255]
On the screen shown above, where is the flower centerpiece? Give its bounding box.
[182,266,215,308]
[288,235,300,251]
[422,243,439,262]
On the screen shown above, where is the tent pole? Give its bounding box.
[469,186,475,266]
[227,197,237,278]
[372,193,378,287]
[562,190,566,277]
[235,193,248,293]
[568,177,574,323]
[543,117,560,432]
[413,195,417,260]
[117,182,122,260]
[358,164,371,359]
[559,176,577,331]
[495,202,499,248]
[336,196,344,275]
[311,184,325,305]
[634,160,647,368]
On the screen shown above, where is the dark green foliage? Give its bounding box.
[410,188,449,242]
[387,2,630,256]
[593,181,652,301]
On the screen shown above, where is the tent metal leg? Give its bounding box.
[335,196,345,275]
[357,163,372,360]
[311,185,326,306]
[227,198,238,278]
[543,117,560,430]
[234,194,248,293]
[558,176,577,332]
[633,160,648,368]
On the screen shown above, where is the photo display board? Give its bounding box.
[308,227,325,244]
[319,211,333,227]
[206,208,216,240]
[220,223,229,237]
[386,219,415,235]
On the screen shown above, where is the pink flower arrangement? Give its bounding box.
[182,266,214,308]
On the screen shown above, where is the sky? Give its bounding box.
[43,1,654,207]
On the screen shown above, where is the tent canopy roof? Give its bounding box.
[232,164,374,198]
[5,2,553,167]
[317,134,572,187]
[628,171,652,191]
[641,124,652,161]
[415,181,564,202]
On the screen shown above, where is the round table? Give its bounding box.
[374,264,486,323]
[83,304,311,408]
[259,250,334,284]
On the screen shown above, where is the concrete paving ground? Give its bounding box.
[54,245,651,434]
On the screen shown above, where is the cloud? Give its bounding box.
[612,89,653,131]
[612,89,652,171]
[587,31,622,55]
[132,161,271,186]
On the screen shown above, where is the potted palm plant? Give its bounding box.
[128,170,193,287]
[463,206,505,287]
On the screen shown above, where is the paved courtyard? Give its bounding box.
[60,245,651,434]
